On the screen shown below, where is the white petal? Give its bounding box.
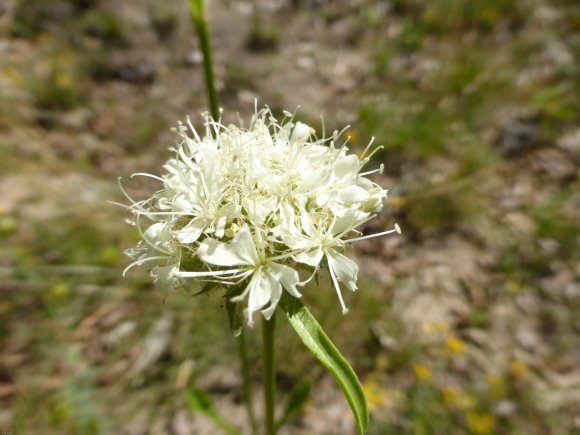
[248,269,277,318]
[279,202,299,235]
[199,225,258,266]
[268,263,302,298]
[297,167,331,194]
[338,185,369,205]
[333,155,359,181]
[300,211,319,239]
[145,223,172,246]
[362,192,384,213]
[176,225,203,244]
[231,225,260,264]
[293,249,324,267]
[290,122,315,144]
[261,271,282,320]
[243,195,276,226]
[125,244,148,260]
[304,144,329,160]
[199,239,247,266]
[151,264,180,291]
[316,192,329,207]
[326,249,358,292]
[330,210,370,236]
[214,215,227,238]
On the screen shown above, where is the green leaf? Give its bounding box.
[277,381,312,430]
[280,296,369,434]
[185,389,241,435]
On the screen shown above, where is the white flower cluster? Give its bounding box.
[122,107,400,325]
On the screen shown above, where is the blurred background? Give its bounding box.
[1,0,579,433]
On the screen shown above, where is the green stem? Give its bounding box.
[262,314,276,435]
[188,0,220,121]
[239,330,258,435]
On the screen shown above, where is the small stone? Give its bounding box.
[185,50,203,67]
[500,120,539,158]
[558,128,580,157]
[496,400,517,416]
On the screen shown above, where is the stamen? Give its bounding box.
[335,214,376,238]
[132,211,194,216]
[178,268,248,278]
[361,136,375,159]
[186,118,202,141]
[364,144,384,162]
[328,262,349,315]
[130,173,165,182]
[117,177,140,207]
[299,267,319,286]
[268,249,303,263]
[359,168,382,176]
[179,146,198,171]
[107,200,132,210]
[344,224,401,243]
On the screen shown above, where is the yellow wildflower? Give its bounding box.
[486,375,506,400]
[55,72,73,88]
[446,337,466,355]
[422,321,449,333]
[458,394,477,411]
[467,412,496,435]
[442,387,459,407]
[413,364,432,381]
[510,360,529,380]
[2,67,22,85]
[362,379,386,412]
[443,386,477,410]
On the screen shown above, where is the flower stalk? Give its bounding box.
[262,313,276,435]
[239,330,258,435]
[188,0,220,121]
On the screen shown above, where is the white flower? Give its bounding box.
[120,106,400,326]
[197,225,302,325]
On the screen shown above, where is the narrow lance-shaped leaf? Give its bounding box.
[280,296,369,434]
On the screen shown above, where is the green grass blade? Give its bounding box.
[276,381,312,430]
[187,0,204,21]
[280,296,369,434]
[186,388,241,435]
